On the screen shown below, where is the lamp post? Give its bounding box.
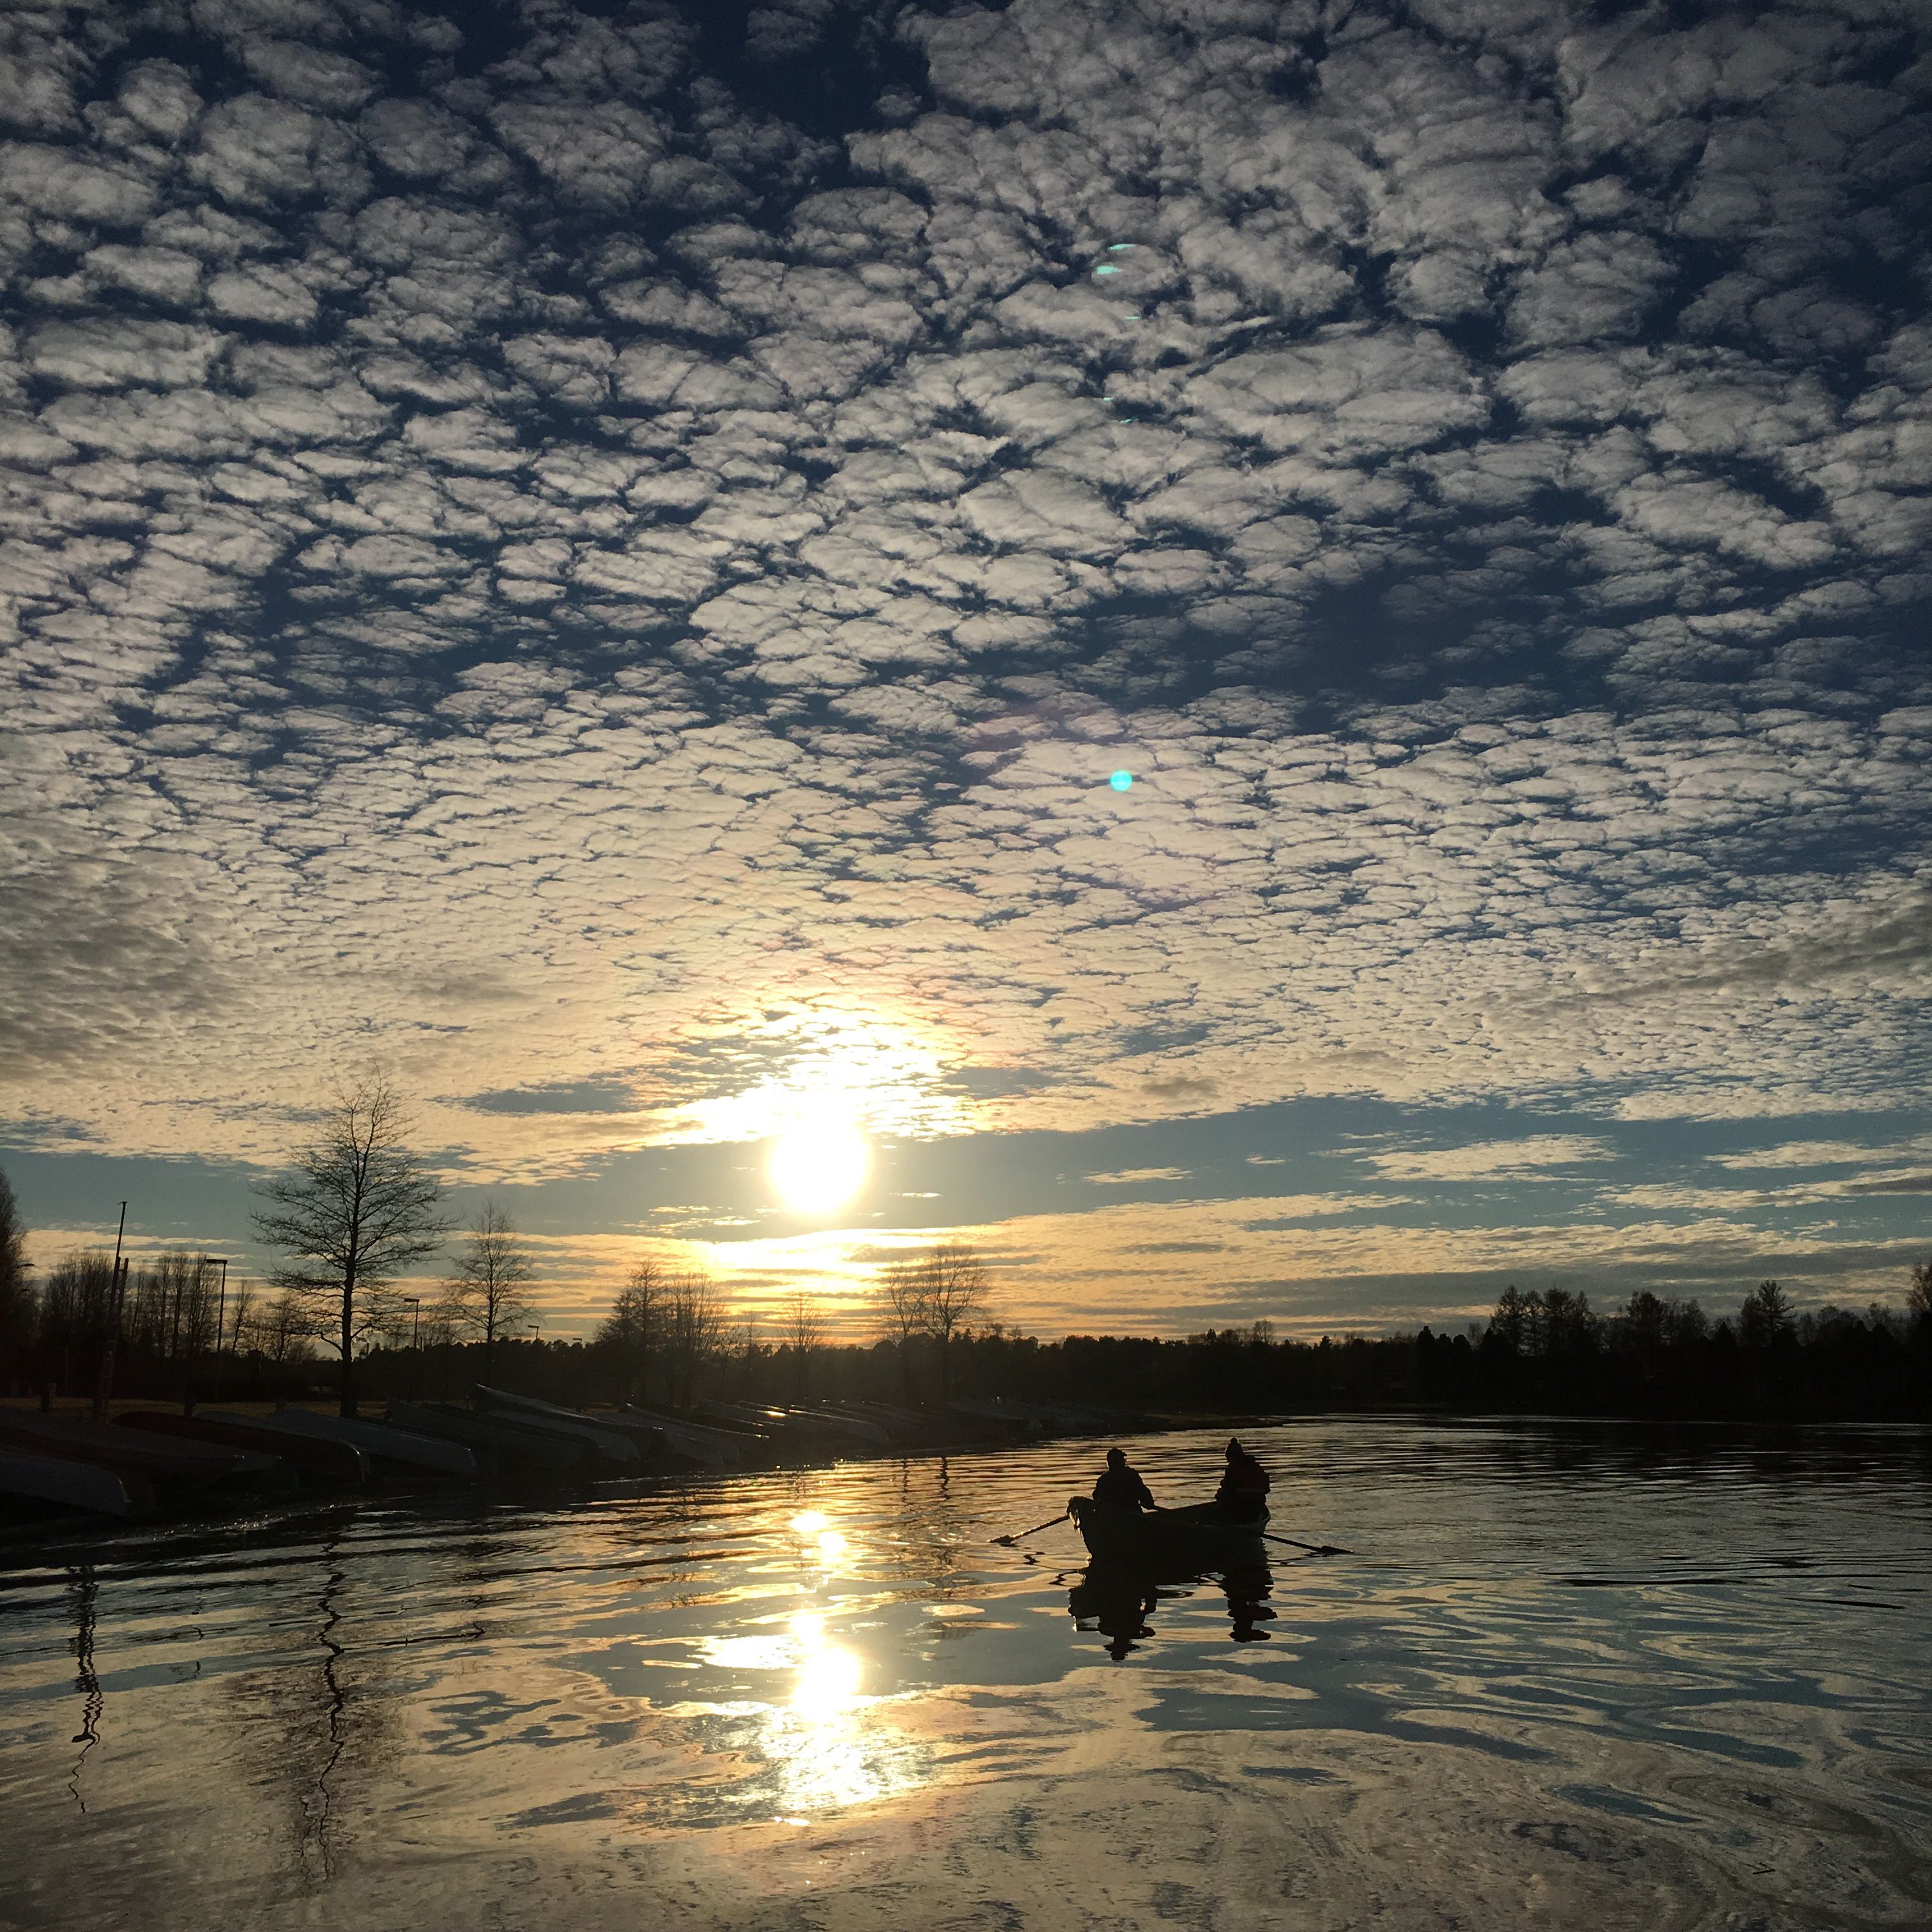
[89,1203,129,1420]
[210,1258,229,1402]
[406,1297,421,1400]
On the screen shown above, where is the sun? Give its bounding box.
[769,1116,870,1216]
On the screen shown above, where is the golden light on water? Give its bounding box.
[792,1644,863,1717]
[679,1519,918,1816]
[790,1510,850,1567]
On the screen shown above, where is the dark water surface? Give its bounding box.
[3,1419,1929,1930]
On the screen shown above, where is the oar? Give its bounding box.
[992,1509,1070,1547]
[1262,1530,1350,1557]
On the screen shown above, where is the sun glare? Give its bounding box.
[769,1116,869,1216]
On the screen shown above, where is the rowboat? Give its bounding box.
[1069,1496,1269,1570]
[0,1447,148,1517]
[118,1410,368,1487]
[263,1407,479,1478]
[383,1400,599,1475]
[471,1387,645,1469]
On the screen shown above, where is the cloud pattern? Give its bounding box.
[1,0,1928,1322]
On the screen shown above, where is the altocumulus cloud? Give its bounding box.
[0,0,1926,1282]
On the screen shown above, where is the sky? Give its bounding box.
[1,0,1929,1344]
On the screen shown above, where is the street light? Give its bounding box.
[89,1202,128,1420]
[204,1257,229,1408]
[405,1297,422,1400]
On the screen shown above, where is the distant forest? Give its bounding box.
[5,1205,1928,1426]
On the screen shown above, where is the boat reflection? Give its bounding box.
[1069,1562,1277,1658]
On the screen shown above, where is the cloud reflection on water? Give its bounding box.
[3,1423,1929,1930]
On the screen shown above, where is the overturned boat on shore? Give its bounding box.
[260,1407,479,1478]
[0,1410,294,1498]
[118,1409,369,1487]
[0,1446,148,1518]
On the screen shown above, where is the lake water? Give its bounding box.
[2,1419,1929,1931]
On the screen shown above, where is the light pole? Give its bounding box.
[209,1258,229,1402]
[406,1297,421,1400]
[89,1203,129,1420]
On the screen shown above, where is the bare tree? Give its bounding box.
[445,1201,536,1383]
[226,1282,256,1355]
[250,1289,317,1367]
[1908,1260,1932,1331]
[725,1313,759,1398]
[874,1256,930,1399]
[38,1251,116,1396]
[143,1251,218,1363]
[0,1167,30,1390]
[919,1241,991,1400]
[782,1285,823,1401]
[251,1077,451,1416]
[668,1269,726,1407]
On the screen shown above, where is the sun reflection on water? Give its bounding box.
[686,1514,922,1817]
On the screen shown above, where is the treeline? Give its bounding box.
[1427,1278,1932,1418]
[277,1275,1932,1425]
[1,1246,320,1403]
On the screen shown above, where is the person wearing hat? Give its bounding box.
[1090,1446,1158,1513]
[1213,1438,1270,1523]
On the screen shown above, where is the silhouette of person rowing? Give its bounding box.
[1090,1446,1156,1512]
[1213,1438,1271,1524]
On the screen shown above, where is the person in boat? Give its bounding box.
[1091,1446,1157,1512]
[1213,1438,1270,1523]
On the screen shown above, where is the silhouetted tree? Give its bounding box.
[1908,1261,1932,1333]
[783,1285,823,1400]
[1906,1262,1932,1390]
[1738,1279,1794,1350]
[247,1289,318,1367]
[251,1077,451,1416]
[1538,1288,1597,1358]
[225,1282,256,1355]
[0,1167,31,1391]
[597,1255,667,1402]
[874,1255,930,1399]
[667,1269,726,1407]
[447,1202,536,1383]
[919,1241,992,1400]
[1491,1284,1531,1354]
[38,1251,117,1395]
